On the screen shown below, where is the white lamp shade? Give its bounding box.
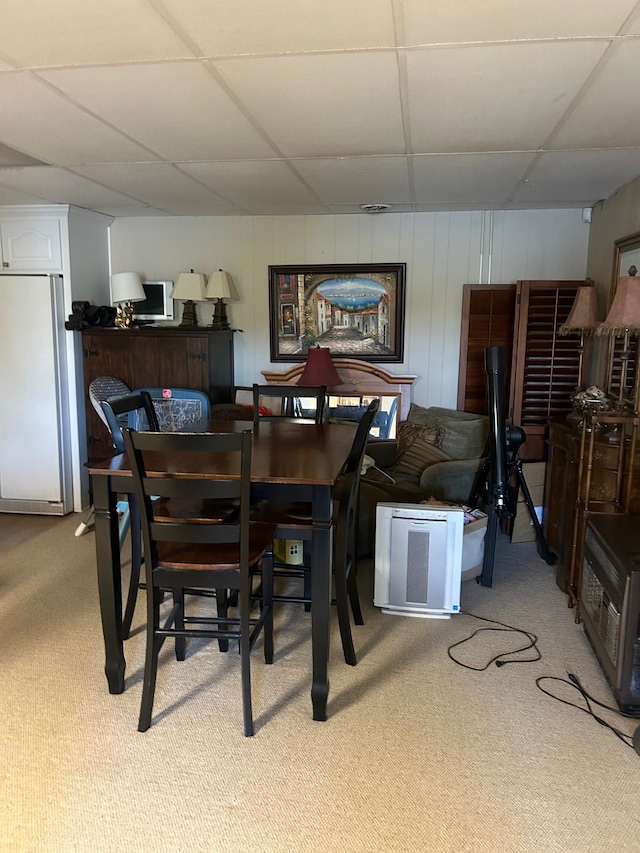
[171,271,208,301]
[110,272,145,305]
[206,270,239,301]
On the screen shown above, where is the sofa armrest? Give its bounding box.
[418,457,486,504]
[364,439,397,469]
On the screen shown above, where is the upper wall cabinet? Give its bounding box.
[0,216,63,271]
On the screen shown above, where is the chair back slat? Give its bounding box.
[101,391,159,453]
[341,398,380,477]
[141,476,241,502]
[131,387,211,431]
[122,428,254,569]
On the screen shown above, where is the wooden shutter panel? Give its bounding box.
[510,280,585,460]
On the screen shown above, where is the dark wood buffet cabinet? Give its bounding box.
[81,327,235,461]
[544,414,640,617]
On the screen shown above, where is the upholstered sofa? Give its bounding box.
[357,405,489,556]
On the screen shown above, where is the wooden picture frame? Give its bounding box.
[268,262,406,362]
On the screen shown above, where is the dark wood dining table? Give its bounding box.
[88,418,358,722]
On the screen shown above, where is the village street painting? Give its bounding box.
[269,263,406,362]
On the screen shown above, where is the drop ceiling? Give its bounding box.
[1,0,639,217]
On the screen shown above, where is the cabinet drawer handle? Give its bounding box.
[189,352,207,361]
[84,348,99,358]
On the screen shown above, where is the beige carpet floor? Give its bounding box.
[1,512,639,853]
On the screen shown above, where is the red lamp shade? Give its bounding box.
[297,346,341,387]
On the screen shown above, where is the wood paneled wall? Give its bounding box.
[109,209,588,408]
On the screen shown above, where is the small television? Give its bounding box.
[132,280,175,322]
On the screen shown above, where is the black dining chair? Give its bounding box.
[250,399,379,665]
[252,383,326,424]
[122,427,276,737]
[102,392,241,642]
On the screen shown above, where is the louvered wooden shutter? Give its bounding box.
[509,280,586,460]
[457,284,517,413]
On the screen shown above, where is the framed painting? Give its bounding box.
[268,262,406,362]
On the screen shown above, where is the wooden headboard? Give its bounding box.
[261,358,417,422]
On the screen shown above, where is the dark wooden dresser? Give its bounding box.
[81,327,235,461]
[544,415,640,617]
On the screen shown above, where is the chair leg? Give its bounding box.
[239,584,254,736]
[347,566,364,626]
[121,500,141,641]
[349,517,364,625]
[173,587,186,661]
[138,585,162,732]
[335,560,357,666]
[261,553,274,665]
[216,588,230,652]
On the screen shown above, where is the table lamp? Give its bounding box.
[558,284,600,388]
[206,270,239,330]
[171,270,207,327]
[110,272,145,329]
[597,267,640,411]
[297,345,342,387]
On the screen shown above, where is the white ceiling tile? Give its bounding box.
[39,63,277,161]
[0,0,193,66]
[181,161,322,211]
[0,73,156,164]
[406,41,608,152]
[0,180,51,205]
[412,152,536,203]
[401,0,639,43]
[293,157,411,204]
[513,149,640,203]
[0,166,144,208]
[161,0,395,55]
[73,163,239,211]
[550,41,640,148]
[214,53,406,156]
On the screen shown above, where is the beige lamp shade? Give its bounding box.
[558,286,600,335]
[597,276,640,336]
[171,271,208,301]
[206,270,239,301]
[110,272,145,305]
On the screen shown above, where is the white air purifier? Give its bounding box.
[374,503,464,618]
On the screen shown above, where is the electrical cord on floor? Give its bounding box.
[447,610,541,671]
[536,673,640,755]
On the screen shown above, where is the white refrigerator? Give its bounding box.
[0,274,72,514]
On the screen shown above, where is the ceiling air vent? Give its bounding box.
[360,204,392,213]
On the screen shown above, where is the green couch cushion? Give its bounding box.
[391,422,447,478]
[407,404,489,459]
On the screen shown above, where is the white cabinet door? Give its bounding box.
[0,217,63,271]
